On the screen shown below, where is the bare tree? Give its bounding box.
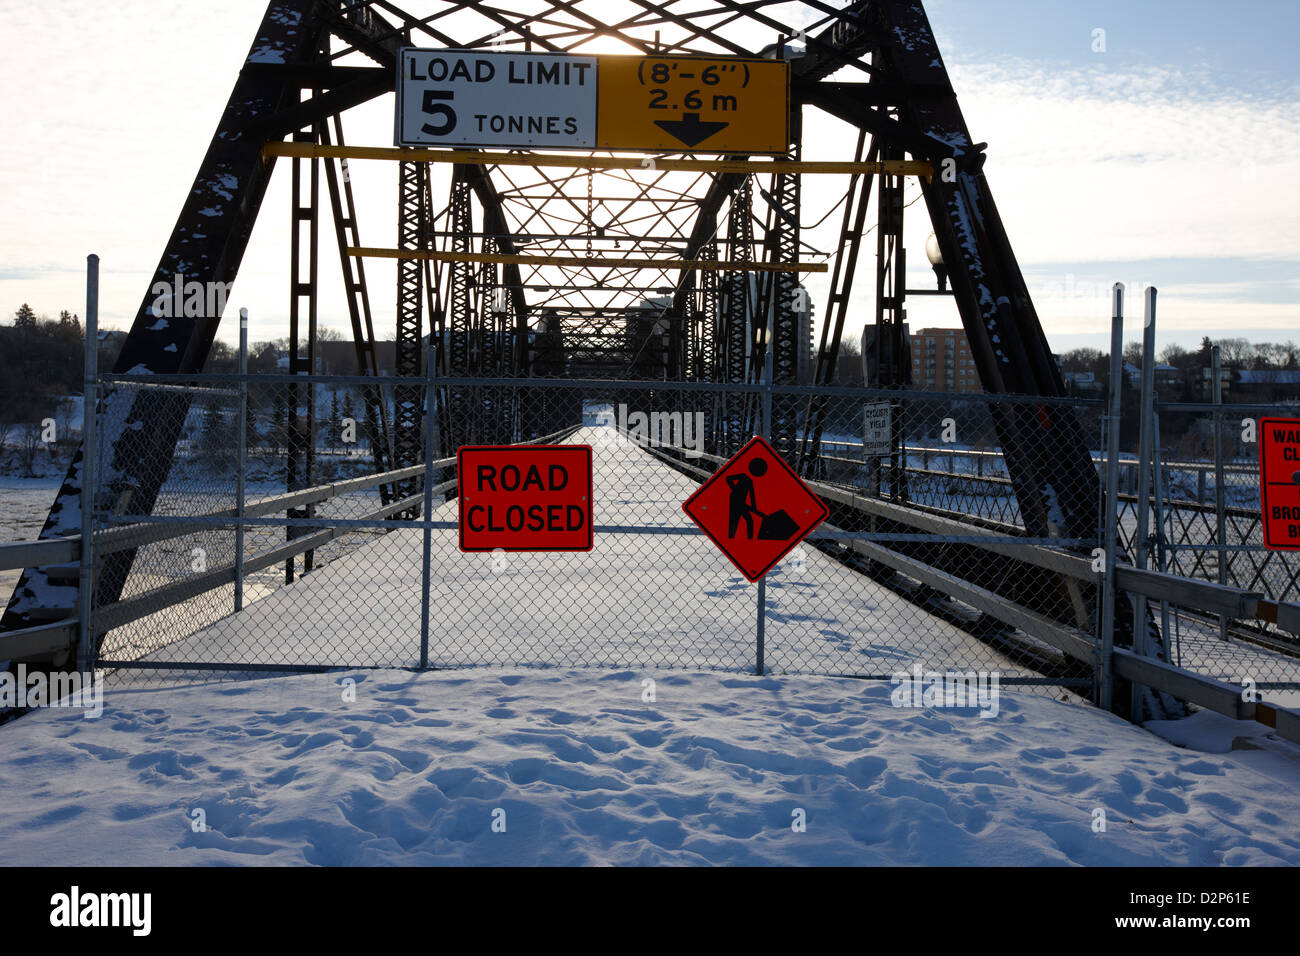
[1061,347,1105,373]
[1158,343,1191,368]
[17,421,44,477]
[1217,337,1251,367]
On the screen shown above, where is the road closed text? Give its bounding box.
[458,445,593,552]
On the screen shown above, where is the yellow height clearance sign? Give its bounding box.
[595,55,790,154]
[396,49,790,154]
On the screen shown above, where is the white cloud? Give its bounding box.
[0,4,1295,347]
[946,59,1300,265]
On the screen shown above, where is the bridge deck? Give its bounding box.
[141,425,1042,677]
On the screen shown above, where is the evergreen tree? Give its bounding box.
[200,398,227,453]
[14,304,36,328]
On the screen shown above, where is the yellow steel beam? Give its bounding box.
[347,247,828,273]
[266,142,932,179]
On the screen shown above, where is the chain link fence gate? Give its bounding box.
[1123,397,1300,701]
[85,369,1107,698]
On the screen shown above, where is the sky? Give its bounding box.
[0,0,1297,357]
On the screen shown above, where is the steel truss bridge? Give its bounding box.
[10,0,1280,726]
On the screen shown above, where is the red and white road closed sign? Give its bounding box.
[458,445,593,552]
[1260,418,1300,551]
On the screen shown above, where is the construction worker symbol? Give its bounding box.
[726,455,800,540]
[682,435,830,583]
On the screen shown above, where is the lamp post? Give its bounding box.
[925,232,948,292]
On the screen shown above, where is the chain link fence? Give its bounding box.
[1121,400,1300,698]
[85,373,1112,697]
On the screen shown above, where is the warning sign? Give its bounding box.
[862,402,893,457]
[395,49,788,153]
[458,445,593,552]
[682,436,829,582]
[1259,418,1300,551]
[595,55,789,153]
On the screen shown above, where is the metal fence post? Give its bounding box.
[77,254,99,675]
[1098,283,1124,711]
[755,329,774,677]
[1212,345,1228,643]
[1130,286,1158,718]
[1151,412,1174,663]
[419,344,436,669]
[235,308,248,613]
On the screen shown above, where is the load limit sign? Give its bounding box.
[1260,418,1300,550]
[396,48,789,153]
[458,445,593,552]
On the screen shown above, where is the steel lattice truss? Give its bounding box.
[7,0,1161,711]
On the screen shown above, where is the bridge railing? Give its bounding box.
[9,370,1299,741]
[44,372,1112,694]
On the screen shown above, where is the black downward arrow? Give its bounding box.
[653,112,729,148]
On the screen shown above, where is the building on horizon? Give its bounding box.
[909,326,981,393]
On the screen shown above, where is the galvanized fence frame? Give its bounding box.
[1094,288,1300,722]
[80,361,1108,693]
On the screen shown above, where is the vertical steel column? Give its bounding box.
[321,115,395,499]
[448,169,474,378]
[444,168,475,457]
[875,144,908,502]
[769,148,802,456]
[286,131,320,581]
[77,254,99,674]
[235,308,248,613]
[723,179,753,453]
[478,236,503,443]
[1098,285,1124,711]
[394,159,425,516]
[699,240,719,379]
[698,240,720,448]
[670,273,694,384]
[799,133,874,478]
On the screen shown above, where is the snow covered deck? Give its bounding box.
[142,425,1032,678]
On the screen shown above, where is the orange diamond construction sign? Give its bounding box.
[682,435,829,582]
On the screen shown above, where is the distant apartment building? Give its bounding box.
[910,326,981,393]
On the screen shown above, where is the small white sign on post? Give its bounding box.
[862,402,893,457]
[396,49,598,148]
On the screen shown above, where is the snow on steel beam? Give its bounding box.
[2,0,327,639]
